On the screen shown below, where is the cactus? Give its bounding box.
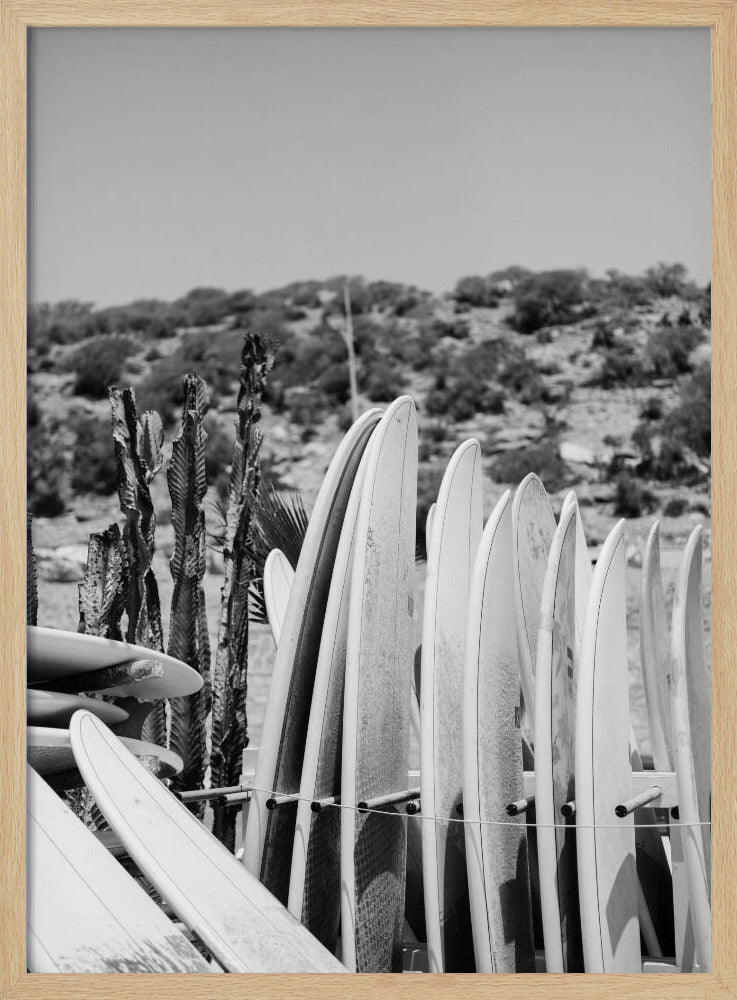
[109,388,166,746]
[78,524,128,640]
[210,331,270,849]
[27,513,38,626]
[167,375,211,812]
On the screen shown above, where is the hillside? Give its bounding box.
[27,266,711,749]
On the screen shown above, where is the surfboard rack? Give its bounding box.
[310,794,340,813]
[615,784,663,817]
[176,784,251,804]
[265,792,300,810]
[507,795,535,816]
[357,788,420,813]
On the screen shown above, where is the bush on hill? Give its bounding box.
[453,275,500,308]
[489,442,571,492]
[69,413,118,495]
[510,269,589,334]
[67,335,140,398]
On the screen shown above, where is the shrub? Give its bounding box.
[646,326,704,379]
[430,316,470,340]
[613,473,657,518]
[662,363,710,457]
[498,354,546,404]
[643,262,691,298]
[363,360,406,402]
[203,414,234,487]
[511,269,589,334]
[489,443,571,491]
[590,270,653,309]
[315,362,350,404]
[453,275,499,308]
[28,419,66,516]
[67,335,139,398]
[591,346,646,389]
[640,395,664,421]
[69,414,118,495]
[663,496,689,517]
[173,287,232,327]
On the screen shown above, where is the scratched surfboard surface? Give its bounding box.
[535,499,585,972]
[26,764,211,973]
[463,491,535,972]
[243,408,381,904]
[288,450,369,952]
[575,520,640,972]
[421,438,482,972]
[340,396,418,973]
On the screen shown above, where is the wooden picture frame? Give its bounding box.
[1,3,732,996]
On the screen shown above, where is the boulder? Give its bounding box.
[35,544,88,582]
[559,441,598,466]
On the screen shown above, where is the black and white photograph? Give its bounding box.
[25,26,711,974]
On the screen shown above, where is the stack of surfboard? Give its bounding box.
[246,401,710,975]
[25,398,709,975]
[26,627,204,784]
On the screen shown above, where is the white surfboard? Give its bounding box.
[560,489,593,641]
[641,521,697,971]
[263,548,295,647]
[26,764,211,973]
[243,408,382,904]
[575,520,641,972]
[641,522,673,771]
[421,439,482,972]
[69,711,347,973]
[463,491,535,972]
[287,448,369,951]
[27,626,203,700]
[535,497,586,972]
[27,689,129,728]
[27,725,182,779]
[341,396,418,973]
[512,473,557,733]
[671,525,711,972]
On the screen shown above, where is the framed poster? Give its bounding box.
[2,3,733,997]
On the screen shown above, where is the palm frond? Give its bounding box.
[247,484,308,625]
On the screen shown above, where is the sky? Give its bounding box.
[28,28,710,307]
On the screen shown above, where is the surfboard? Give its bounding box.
[534,497,585,972]
[641,521,696,971]
[641,522,673,771]
[560,489,593,639]
[28,725,182,779]
[340,396,418,973]
[575,519,641,972]
[512,473,557,734]
[243,407,382,904]
[26,764,212,973]
[671,525,711,971]
[27,689,129,728]
[27,626,202,700]
[463,490,535,972]
[263,548,295,647]
[287,448,369,952]
[69,711,347,973]
[420,438,482,972]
